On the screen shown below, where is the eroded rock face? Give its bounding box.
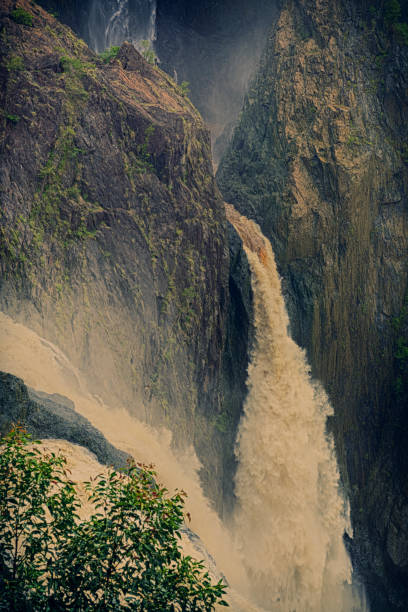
[37,0,279,162]
[218,0,408,608]
[0,0,231,510]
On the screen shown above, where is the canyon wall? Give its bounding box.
[36,0,279,162]
[2,0,408,607]
[0,0,235,511]
[218,0,408,608]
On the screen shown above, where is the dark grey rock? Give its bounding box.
[0,371,130,470]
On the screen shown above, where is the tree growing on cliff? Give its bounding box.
[0,427,228,611]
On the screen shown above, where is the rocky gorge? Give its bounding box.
[218,1,408,608]
[1,0,408,610]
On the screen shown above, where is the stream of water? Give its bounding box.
[225,204,366,611]
[88,0,157,53]
[0,205,367,610]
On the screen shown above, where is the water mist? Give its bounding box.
[0,203,367,610]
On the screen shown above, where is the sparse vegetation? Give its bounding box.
[385,0,402,25]
[392,298,408,399]
[180,81,190,97]
[2,112,20,123]
[99,45,120,64]
[10,8,33,27]
[368,0,408,45]
[140,40,157,65]
[394,20,408,43]
[6,54,24,71]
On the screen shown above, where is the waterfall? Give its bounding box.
[88,0,129,53]
[147,0,157,44]
[226,204,365,611]
[0,211,368,610]
[88,0,157,54]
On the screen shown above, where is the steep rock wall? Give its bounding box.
[217,0,408,609]
[0,0,231,509]
[36,0,279,162]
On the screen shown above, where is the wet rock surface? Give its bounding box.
[218,0,408,608]
[0,371,130,469]
[0,0,232,510]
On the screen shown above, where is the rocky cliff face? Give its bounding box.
[36,0,279,162]
[218,0,408,608]
[0,0,234,511]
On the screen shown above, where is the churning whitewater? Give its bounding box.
[226,204,362,612]
[0,205,366,611]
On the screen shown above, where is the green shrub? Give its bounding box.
[0,428,228,611]
[10,8,33,26]
[385,0,402,24]
[6,55,24,71]
[6,114,20,123]
[393,300,408,399]
[394,21,408,44]
[2,112,20,123]
[99,45,120,64]
[180,81,190,97]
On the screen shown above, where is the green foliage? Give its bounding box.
[180,81,190,97]
[99,45,120,64]
[6,54,24,71]
[138,124,155,163]
[2,112,20,123]
[0,428,228,611]
[60,55,95,82]
[140,40,157,65]
[60,56,85,73]
[0,426,77,610]
[392,299,408,399]
[394,20,408,43]
[384,0,408,45]
[366,1,408,46]
[214,412,230,434]
[10,8,33,26]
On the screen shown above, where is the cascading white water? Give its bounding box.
[88,0,128,53]
[104,0,130,49]
[147,0,157,44]
[88,0,157,53]
[0,205,368,611]
[226,204,365,611]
